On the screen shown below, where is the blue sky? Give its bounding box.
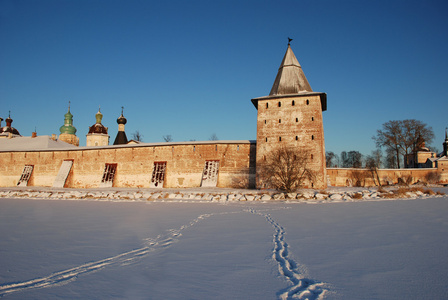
[1,0,447,156]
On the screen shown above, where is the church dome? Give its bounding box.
[117,114,127,125]
[88,123,108,134]
[1,113,20,135]
[88,108,108,134]
[59,105,77,135]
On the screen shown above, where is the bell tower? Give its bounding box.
[251,41,327,189]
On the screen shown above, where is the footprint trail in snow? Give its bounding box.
[246,207,329,300]
[0,212,216,297]
[0,206,331,299]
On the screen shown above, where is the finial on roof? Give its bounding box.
[121,106,124,116]
[288,37,293,45]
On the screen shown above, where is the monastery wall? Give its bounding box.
[327,167,445,187]
[0,141,256,189]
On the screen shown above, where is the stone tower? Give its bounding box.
[86,108,109,146]
[113,107,128,145]
[59,103,79,146]
[251,42,327,189]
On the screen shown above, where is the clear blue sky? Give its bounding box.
[1,0,447,156]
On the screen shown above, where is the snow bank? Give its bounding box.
[0,186,445,203]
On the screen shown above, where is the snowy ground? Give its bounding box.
[0,187,447,299]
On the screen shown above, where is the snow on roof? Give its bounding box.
[0,136,78,152]
[0,137,256,152]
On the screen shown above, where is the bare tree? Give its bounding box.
[365,149,383,186]
[163,134,173,142]
[257,146,315,192]
[341,151,363,168]
[373,119,434,168]
[131,130,144,142]
[209,133,219,141]
[326,151,338,167]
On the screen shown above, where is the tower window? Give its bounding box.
[312,117,314,121]
[311,154,314,160]
[278,102,281,107]
[266,137,268,142]
[292,100,295,106]
[295,136,298,140]
[279,137,282,141]
[306,99,309,105]
[312,135,314,140]
[296,118,298,122]
[266,103,269,109]
[264,120,266,124]
[279,119,281,123]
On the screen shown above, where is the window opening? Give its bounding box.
[100,163,117,188]
[312,135,314,140]
[278,102,281,107]
[201,160,220,187]
[306,99,309,105]
[296,118,298,122]
[279,119,281,123]
[266,103,269,108]
[150,161,167,188]
[279,137,282,141]
[17,165,34,186]
[53,160,73,188]
[292,100,295,106]
[312,117,314,121]
[295,136,298,140]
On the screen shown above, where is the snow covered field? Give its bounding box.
[1,188,447,299]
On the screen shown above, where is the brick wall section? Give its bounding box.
[327,167,446,187]
[0,141,256,188]
[255,94,326,188]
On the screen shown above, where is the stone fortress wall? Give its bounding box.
[0,141,256,189]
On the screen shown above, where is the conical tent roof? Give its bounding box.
[269,45,312,95]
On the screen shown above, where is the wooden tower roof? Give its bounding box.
[269,44,312,95]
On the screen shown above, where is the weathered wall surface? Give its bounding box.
[255,94,326,189]
[0,141,256,189]
[327,167,446,187]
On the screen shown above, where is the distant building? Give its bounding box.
[405,130,448,169]
[58,103,80,146]
[0,113,21,138]
[86,108,109,147]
